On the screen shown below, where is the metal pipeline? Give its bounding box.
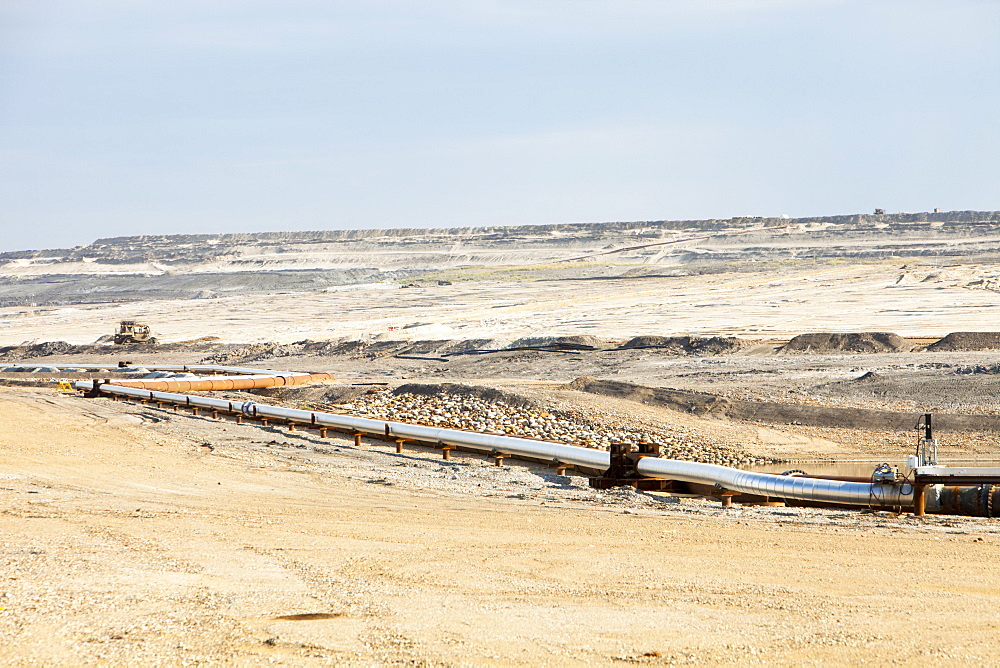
[25,363,333,392]
[635,458,914,507]
[19,363,310,375]
[73,379,916,508]
[72,381,608,470]
[106,373,334,391]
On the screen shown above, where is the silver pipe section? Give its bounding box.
[636,458,914,507]
[72,381,608,471]
[75,380,914,508]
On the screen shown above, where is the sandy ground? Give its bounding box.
[6,235,1000,664]
[4,385,1000,665]
[5,263,1000,346]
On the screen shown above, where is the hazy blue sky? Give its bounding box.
[2,0,998,252]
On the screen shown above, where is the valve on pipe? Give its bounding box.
[84,380,105,398]
[589,442,673,491]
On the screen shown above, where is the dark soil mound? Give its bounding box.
[570,377,1000,432]
[393,382,539,408]
[779,332,914,354]
[547,335,609,349]
[202,342,293,364]
[926,332,1000,352]
[812,370,1000,414]
[300,340,369,357]
[508,335,611,351]
[618,335,750,355]
[955,364,1000,375]
[250,383,377,405]
[0,340,89,361]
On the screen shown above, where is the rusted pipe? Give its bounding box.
[14,362,333,391]
[105,372,333,391]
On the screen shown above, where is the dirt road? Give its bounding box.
[3,386,1000,665]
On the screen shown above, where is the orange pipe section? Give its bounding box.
[106,372,334,392]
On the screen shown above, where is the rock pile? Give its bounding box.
[341,390,757,466]
[955,363,1000,375]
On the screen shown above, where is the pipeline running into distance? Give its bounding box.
[71,373,915,510]
[37,363,334,391]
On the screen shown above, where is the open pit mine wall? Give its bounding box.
[3,209,999,261]
[5,209,1000,309]
[80,209,1000,246]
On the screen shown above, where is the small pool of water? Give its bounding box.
[749,460,1000,478]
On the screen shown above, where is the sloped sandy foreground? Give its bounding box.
[3,385,999,665]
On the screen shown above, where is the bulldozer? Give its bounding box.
[114,320,157,345]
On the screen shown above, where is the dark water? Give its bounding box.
[749,460,1000,478]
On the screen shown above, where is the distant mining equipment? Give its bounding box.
[113,320,158,345]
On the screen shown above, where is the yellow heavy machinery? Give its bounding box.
[114,320,157,345]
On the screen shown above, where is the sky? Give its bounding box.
[1,0,998,252]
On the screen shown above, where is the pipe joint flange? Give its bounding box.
[240,401,258,417]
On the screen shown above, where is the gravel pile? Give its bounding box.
[340,390,758,466]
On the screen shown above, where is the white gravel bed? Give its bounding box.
[335,389,759,467]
